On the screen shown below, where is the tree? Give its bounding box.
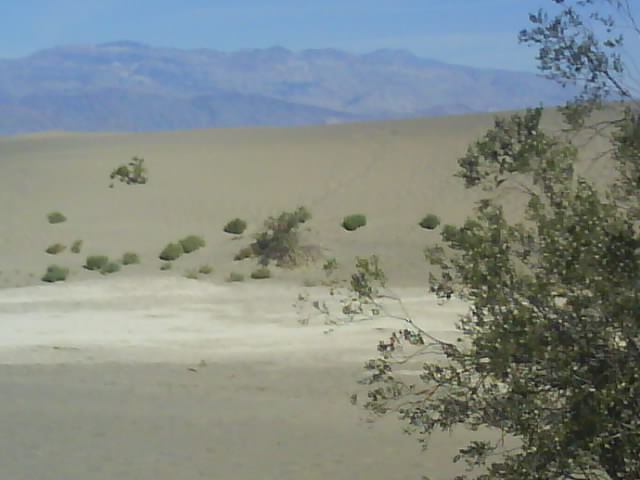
[355,2,640,479]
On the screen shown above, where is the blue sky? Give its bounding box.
[0,0,559,71]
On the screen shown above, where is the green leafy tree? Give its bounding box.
[354,3,640,479]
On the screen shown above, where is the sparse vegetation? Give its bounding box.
[418,213,441,230]
[226,272,245,282]
[160,262,172,271]
[45,243,66,255]
[180,235,205,254]
[250,267,271,279]
[47,211,67,224]
[85,255,110,271]
[70,240,83,254]
[198,264,213,275]
[341,213,367,231]
[100,262,121,275]
[109,156,148,186]
[121,252,140,265]
[41,264,69,283]
[224,218,247,235]
[184,270,199,280]
[234,246,255,261]
[159,242,183,261]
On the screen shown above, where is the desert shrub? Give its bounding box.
[224,218,247,235]
[198,264,213,275]
[180,235,205,254]
[85,255,109,271]
[184,270,199,280]
[234,246,255,261]
[159,242,183,261]
[419,213,441,230]
[342,214,367,231]
[110,156,148,186]
[250,267,271,279]
[100,262,121,275]
[70,240,83,254]
[246,206,313,267]
[121,252,140,265]
[45,243,66,255]
[160,262,172,271]
[47,211,67,224]
[41,264,69,283]
[226,272,245,282]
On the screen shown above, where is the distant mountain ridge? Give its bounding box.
[0,43,572,134]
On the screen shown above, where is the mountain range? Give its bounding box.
[0,41,573,134]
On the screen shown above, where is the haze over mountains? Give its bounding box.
[0,41,573,134]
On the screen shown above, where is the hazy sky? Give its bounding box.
[0,0,561,71]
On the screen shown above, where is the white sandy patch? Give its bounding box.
[0,275,466,365]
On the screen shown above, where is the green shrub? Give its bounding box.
[234,246,255,261]
[419,213,441,230]
[110,156,148,186]
[342,214,367,231]
[47,211,67,224]
[100,262,121,275]
[70,240,83,254]
[41,264,69,283]
[45,243,66,255]
[198,264,213,275]
[184,270,199,280]
[226,272,245,282]
[85,255,109,271]
[294,206,312,223]
[121,252,140,265]
[160,262,172,271]
[159,242,184,261]
[251,267,272,279]
[224,218,247,235]
[180,235,205,254]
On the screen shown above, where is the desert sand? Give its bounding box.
[0,110,610,479]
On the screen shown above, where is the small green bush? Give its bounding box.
[342,214,367,231]
[70,240,83,254]
[110,157,148,186]
[226,272,245,282]
[160,262,172,271]
[251,267,272,279]
[45,243,66,255]
[100,262,121,275]
[184,270,199,280]
[42,264,69,283]
[224,218,247,235]
[180,235,205,254]
[85,255,110,271]
[47,211,67,224]
[159,242,184,261]
[419,214,441,230]
[198,264,213,275]
[121,252,140,265]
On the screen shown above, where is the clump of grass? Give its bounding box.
[224,218,247,235]
[226,272,245,282]
[419,213,441,230]
[100,262,121,275]
[85,255,110,271]
[251,267,272,279]
[184,270,199,280]
[42,265,69,283]
[70,240,83,254]
[198,264,213,275]
[121,252,140,265]
[342,214,367,231]
[45,243,66,255]
[180,235,205,254]
[159,242,184,261]
[47,211,67,224]
[160,262,172,271]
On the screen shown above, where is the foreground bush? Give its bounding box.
[180,235,205,254]
[342,214,367,231]
[42,265,68,283]
[419,213,441,230]
[47,211,67,224]
[159,242,183,261]
[45,243,66,255]
[100,262,121,275]
[224,218,247,235]
[250,267,271,279]
[85,255,109,271]
[121,252,140,265]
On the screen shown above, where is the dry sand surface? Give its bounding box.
[0,110,611,478]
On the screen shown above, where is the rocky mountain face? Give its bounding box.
[0,42,571,134]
